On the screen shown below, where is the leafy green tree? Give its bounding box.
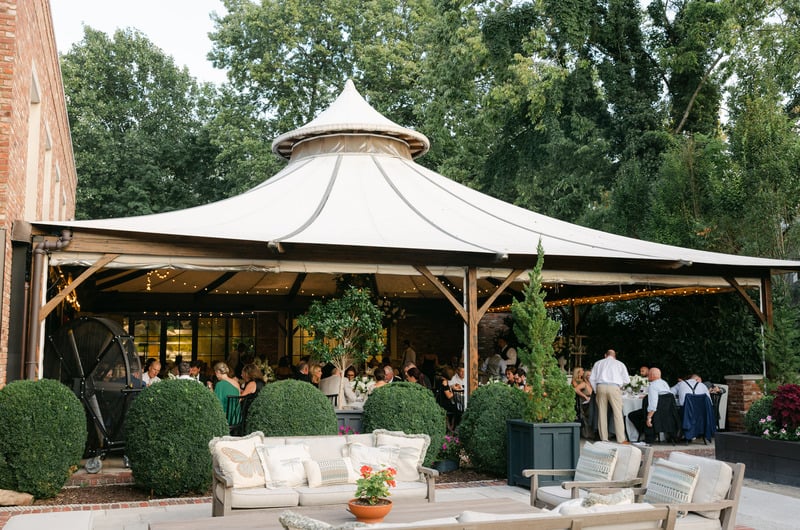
[61,27,224,219]
[297,286,385,407]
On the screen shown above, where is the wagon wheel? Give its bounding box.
[45,317,142,471]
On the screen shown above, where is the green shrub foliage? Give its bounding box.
[744,394,775,435]
[246,379,338,436]
[125,379,228,497]
[0,379,87,498]
[457,382,527,474]
[362,382,446,465]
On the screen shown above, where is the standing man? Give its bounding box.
[402,340,416,367]
[497,337,518,367]
[589,349,630,443]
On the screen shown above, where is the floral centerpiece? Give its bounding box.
[351,375,376,396]
[354,465,396,505]
[624,375,648,394]
[253,357,275,383]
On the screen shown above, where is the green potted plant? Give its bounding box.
[506,241,580,488]
[297,286,384,409]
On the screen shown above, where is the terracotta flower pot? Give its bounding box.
[348,498,393,523]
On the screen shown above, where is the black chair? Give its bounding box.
[226,394,257,436]
[326,393,338,407]
[628,394,681,443]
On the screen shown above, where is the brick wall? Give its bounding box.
[0,0,77,385]
[724,374,764,432]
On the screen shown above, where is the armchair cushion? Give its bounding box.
[210,431,267,488]
[574,443,619,482]
[668,451,733,520]
[594,442,642,481]
[643,458,700,505]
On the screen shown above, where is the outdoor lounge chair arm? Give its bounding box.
[419,465,438,503]
[212,463,234,488]
[521,469,576,507]
[561,478,643,499]
[656,499,736,513]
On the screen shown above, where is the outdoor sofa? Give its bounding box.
[209,430,437,516]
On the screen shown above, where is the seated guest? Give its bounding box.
[240,363,265,397]
[372,370,387,390]
[638,365,649,377]
[572,367,591,404]
[643,367,674,441]
[344,366,357,382]
[505,366,517,385]
[671,373,711,407]
[295,361,310,383]
[405,366,425,386]
[481,351,506,380]
[449,365,466,390]
[212,362,240,416]
[319,367,358,406]
[403,362,431,389]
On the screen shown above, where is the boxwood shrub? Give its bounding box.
[246,379,338,436]
[126,379,228,496]
[362,382,446,466]
[457,382,527,475]
[0,379,87,498]
[744,394,775,435]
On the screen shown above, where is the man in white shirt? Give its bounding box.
[449,365,466,390]
[142,360,161,386]
[589,349,630,443]
[402,340,416,367]
[497,337,517,367]
[671,374,711,407]
[645,367,672,433]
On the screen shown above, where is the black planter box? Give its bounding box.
[507,419,580,488]
[716,431,800,487]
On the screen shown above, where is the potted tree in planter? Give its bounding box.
[297,286,384,410]
[507,242,579,488]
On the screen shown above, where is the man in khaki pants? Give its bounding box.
[589,349,630,443]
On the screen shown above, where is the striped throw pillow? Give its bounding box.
[644,458,700,504]
[303,458,357,488]
[573,443,618,482]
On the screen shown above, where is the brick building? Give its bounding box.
[0,0,77,385]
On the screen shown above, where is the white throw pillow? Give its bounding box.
[258,443,312,488]
[345,443,400,474]
[374,430,429,482]
[643,458,700,505]
[573,443,618,482]
[209,432,266,488]
[303,458,358,488]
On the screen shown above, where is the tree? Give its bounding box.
[513,242,574,423]
[61,27,224,219]
[297,286,385,407]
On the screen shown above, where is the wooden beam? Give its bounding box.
[466,267,479,395]
[196,271,238,295]
[761,275,773,328]
[414,265,467,322]
[477,268,526,320]
[725,277,766,326]
[39,254,119,321]
[96,269,148,290]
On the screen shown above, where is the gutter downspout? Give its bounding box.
[25,229,72,380]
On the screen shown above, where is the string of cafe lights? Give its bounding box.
[487,286,726,313]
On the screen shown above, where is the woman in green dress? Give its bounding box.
[213,362,241,424]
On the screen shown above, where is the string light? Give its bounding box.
[146,269,171,291]
[487,286,728,312]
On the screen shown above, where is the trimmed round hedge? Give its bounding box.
[0,379,87,498]
[744,394,775,435]
[362,382,446,466]
[457,382,527,475]
[246,379,338,436]
[126,379,228,496]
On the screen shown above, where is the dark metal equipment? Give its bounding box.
[45,317,142,473]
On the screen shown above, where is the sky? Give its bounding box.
[50,0,229,85]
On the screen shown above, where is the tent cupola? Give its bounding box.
[271,79,430,161]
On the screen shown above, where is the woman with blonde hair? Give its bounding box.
[212,362,240,418]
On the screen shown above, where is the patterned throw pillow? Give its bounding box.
[573,443,618,482]
[209,432,266,488]
[643,458,701,505]
[374,430,429,482]
[278,510,366,530]
[257,443,312,488]
[344,443,400,474]
[303,458,358,488]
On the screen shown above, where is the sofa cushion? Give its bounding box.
[220,484,299,509]
[537,484,588,507]
[304,458,358,488]
[258,443,313,488]
[594,442,642,481]
[668,451,732,520]
[293,435,351,462]
[345,443,400,474]
[644,458,700,505]
[373,430,429,482]
[574,442,619,482]
[209,431,267,488]
[296,480,427,506]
